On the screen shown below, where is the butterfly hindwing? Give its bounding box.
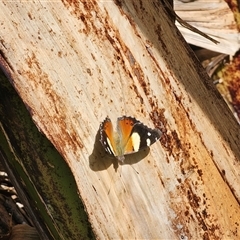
[117,116,140,155]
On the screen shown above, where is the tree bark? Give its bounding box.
[0,0,239,239]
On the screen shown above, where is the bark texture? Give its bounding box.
[0,0,239,239]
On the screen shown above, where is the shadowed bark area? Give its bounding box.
[0,71,95,239]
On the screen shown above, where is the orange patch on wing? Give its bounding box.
[123,137,135,154]
[118,118,135,152]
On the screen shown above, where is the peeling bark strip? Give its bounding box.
[0,0,239,239]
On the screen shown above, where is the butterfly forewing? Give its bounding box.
[100,118,117,156]
[131,123,162,149]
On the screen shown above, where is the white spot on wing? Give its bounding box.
[146,138,151,146]
[147,132,151,136]
[131,132,141,151]
[106,138,115,155]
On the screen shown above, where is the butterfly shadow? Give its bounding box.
[89,130,114,171]
[89,129,150,172]
[119,148,150,167]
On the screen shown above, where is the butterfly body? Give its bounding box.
[99,116,162,162]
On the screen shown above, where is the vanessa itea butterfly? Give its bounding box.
[100,116,162,162]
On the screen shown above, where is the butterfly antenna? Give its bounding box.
[118,164,128,193]
[107,169,115,195]
[130,164,139,175]
[108,162,126,195]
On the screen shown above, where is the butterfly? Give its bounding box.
[99,116,162,162]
